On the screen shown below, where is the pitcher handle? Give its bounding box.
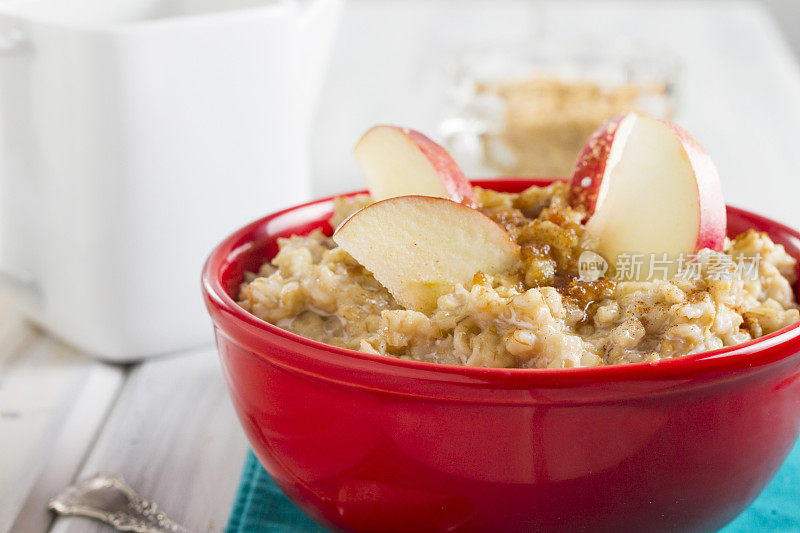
[0,26,40,315]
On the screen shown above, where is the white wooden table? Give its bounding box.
[3,1,800,532]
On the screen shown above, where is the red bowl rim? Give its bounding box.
[202,178,800,385]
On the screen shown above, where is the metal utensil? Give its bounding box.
[49,473,189,533]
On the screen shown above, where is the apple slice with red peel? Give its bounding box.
[333,196,519,311]
[571,113,726,279]
[354,125,477,206]
[569,113,638,214]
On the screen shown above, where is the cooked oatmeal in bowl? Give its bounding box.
[238,181,799,369]
[203,129,800,531]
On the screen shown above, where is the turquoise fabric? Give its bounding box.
[722,437,800,532]
[225,451,321,533]
[227,439,800,532]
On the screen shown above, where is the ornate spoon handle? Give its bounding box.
[49,473,189,533]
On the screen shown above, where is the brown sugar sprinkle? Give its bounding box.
[518,220,582,274]
[511,192,555,219]
[481,206,530,235]
[561,278,618,309]
[521,245,557,287]
[566,278,617,335]
[478,185,590,290]
[538,205,578,228]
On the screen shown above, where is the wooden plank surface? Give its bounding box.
[49,348,248,533]
[0,310,125,533]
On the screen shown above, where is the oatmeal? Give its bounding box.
[238,182,800,369]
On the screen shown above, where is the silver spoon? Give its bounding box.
[49,473,189,533]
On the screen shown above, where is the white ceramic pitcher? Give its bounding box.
[0,0,341,361]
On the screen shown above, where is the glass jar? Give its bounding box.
[440,38,682,178]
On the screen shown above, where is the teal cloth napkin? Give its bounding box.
[227,439,800,532]
[225,451,322,533]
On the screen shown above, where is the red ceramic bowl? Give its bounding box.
[202,179,800,533]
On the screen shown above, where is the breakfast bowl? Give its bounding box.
[202,178,800,533]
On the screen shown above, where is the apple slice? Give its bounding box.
[568,113,638,214]
[571,113,726,279]
[333,196,519,311]
[354,125,477,206]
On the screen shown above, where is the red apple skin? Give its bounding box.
[568,113,634,214]
[663,121,727,252]
[400,127,478,207]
